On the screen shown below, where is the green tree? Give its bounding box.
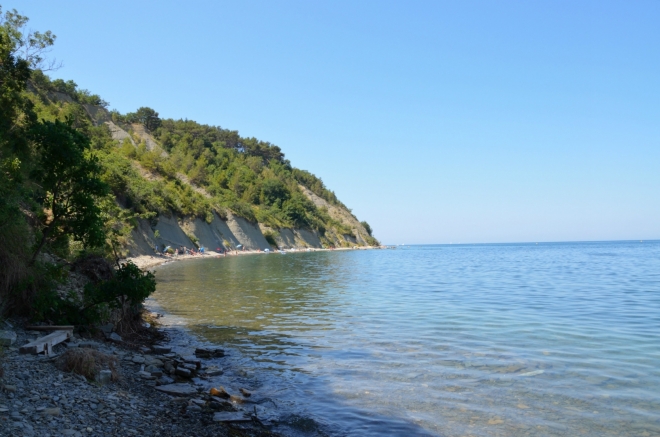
[29,120,109,265]
[361,221,373,236]
[126,107,161,132]
[0,6,59,70]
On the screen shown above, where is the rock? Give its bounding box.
[205,367,223,376]
[137,371,155,380]
[212,412,251,423]
[144,357,163,367]
[96,370,112,385]
[153,346,171,354]
[175,367,192,378]
[163,362,175,374]
[0,407,8,413]
[182,357,201,369]
[3,385,16,393]
[108,333,122,343]
[187,404,202,412]
[0,330,17,346]
[158,375,175,385]
[209,387,230,399]
[42,407,60,416]
[132,355,145,364]
[100,324,114,335]
[190,398,206,406]
[195,347,225,358]
[239,388,252,397]
[154,383,198,396]
[181,363,198,373]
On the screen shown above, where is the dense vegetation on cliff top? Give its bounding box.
[0,7,376,322]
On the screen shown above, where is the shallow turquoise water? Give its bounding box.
[152,241,660,436]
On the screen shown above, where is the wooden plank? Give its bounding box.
[20,330,72,356]
[25,325,74,331]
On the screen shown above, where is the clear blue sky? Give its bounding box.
[16,0,660,244]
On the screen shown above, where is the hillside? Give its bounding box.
[0,7,378,325]
[27,72,379,254]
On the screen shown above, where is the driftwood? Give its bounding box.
[20,330,73,356]
[26,325,74,331]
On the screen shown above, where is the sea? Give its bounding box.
[148,241,660,436]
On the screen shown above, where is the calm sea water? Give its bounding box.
[150,241,660,436]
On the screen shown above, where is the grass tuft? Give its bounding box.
[56,348,120,381]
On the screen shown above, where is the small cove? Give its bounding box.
[150,242,660,436]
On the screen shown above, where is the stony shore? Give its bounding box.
[127,245,379,270]
[0,321,280,437]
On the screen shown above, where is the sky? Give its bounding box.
[13,0,660,244]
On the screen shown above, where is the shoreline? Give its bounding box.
[126,245,380,271]
[0,319,288,437]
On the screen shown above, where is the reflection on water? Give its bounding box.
[152,242,660,436]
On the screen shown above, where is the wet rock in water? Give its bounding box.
[205,367,223,376]
[182,357,202,369]
[209,387,231,399]
[154,383,198,396]
[175,367,192,378]
[181,363,198,374]
[0,330,17,346]
[195,347,225,358]
[213,412,251,423]
[153,345,171,354]
[239,388,252,397]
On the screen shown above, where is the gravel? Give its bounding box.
[0,325,280,437]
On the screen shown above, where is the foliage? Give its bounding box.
[0,6,59,70]
[361,221,373,237]
[82,261,156,319]
[29,120,109,264]
[124,106,161,131]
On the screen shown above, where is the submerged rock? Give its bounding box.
[194,347,225,358]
